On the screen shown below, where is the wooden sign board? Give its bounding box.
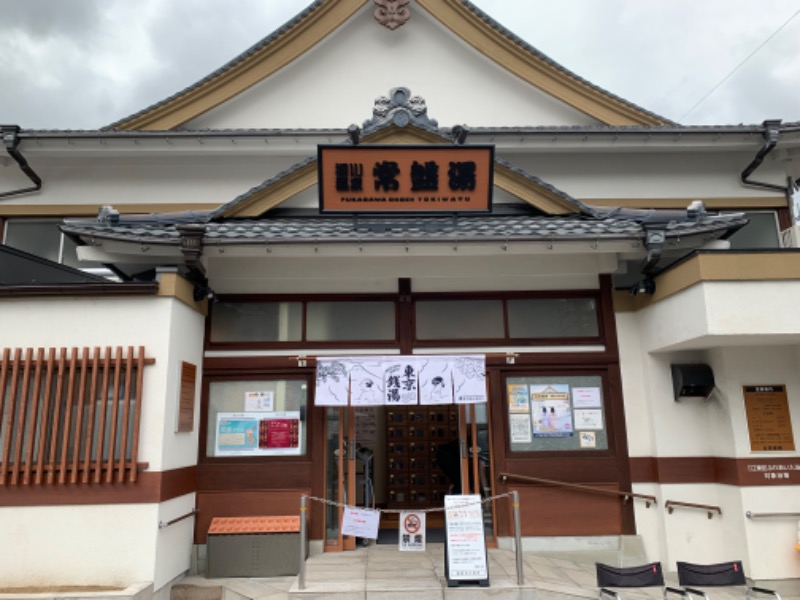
[743,385,796,452]
[318,145,494,213]
[444,494,489,587]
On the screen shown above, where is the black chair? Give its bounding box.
[597,562,688,600]
[676,561,781,600]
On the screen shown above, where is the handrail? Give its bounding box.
[747,511,800,519]
[664,500,721,519]
[159,509,198,529]
[499,472,657,508]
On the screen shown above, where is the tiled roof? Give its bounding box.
[60,212,747,247]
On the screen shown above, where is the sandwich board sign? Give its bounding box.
[444,494,489,587]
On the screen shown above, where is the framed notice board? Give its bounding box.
[743,385,795,452]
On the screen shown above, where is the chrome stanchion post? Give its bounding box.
[512,490,524,585]
[299,495,307,590]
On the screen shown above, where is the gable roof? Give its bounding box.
[106,0,671,131]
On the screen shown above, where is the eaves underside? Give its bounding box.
[109,0,668,131]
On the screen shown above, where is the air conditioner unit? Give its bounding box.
[780,225,800,248]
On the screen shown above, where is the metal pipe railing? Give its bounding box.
[746,511,800,519]
[511,490,524,585]
[158,509,198,529]
[664,500,721,519]
[499,472,657,507]
[299,495,307,590]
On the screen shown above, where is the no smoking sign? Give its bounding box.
[399,511,426,552]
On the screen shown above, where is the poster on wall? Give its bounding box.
[509,413,533,443]
[573,409,604,430]
[571,387,601,408]
[245,390,274,412]
[530,384,573,437]
[507,383,529,413]
[215,411,302,456]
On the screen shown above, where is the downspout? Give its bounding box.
[740,119,788,194]
[1,125,43,199]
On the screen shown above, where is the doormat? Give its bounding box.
[376,527,446,545]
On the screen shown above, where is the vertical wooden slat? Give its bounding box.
[47,349,67,485]
[117,347,134,483]
[105,348,123,483]
[35,348,56,485]
[70,348,90,484]
[0,348,16,485]
[10,348,33,486]
[58,348,79,484]
[129,347,146,482]
[94,347,111,484]
[23,348,45,485]
[82,348,101,484]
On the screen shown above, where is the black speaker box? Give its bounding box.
[671,364,715,399]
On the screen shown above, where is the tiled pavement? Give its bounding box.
[171,543,800,600]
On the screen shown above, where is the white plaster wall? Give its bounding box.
[620,301,800,580]
[186,5,599,131]
[639,281,800,353]
[158,299,205,470]
[0,504,157,587]
[0,294,205,588]
[154,494,197,590]
[0,296,192,471]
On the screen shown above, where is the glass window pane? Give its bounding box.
[210,302,302,342]
[307,301,395,341]
[4,220,61,262]
[207,379,307,457]
[726,211,779,249]
[508,298,598,338]
[415,300,503,340]
[507,375,607,452]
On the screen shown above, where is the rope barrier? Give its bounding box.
[301,491,514,514]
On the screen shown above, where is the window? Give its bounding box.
[209,300,396,345]
[3,218,104,270]
[210,302,303,342]
[724,211,780,249]
[507,298,598,338]
[506,374,608,452]
[416,300,504,339]
[206,379,308,457]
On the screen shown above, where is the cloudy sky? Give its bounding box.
[2,0,800,130]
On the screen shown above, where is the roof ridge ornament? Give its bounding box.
[362,87,438,134]
[374,0,411,30]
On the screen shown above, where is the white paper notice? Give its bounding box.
[572,387,602,408]
[245,391,274,412]
[574,409,604,430]
[579,431,597,448]
[452,356,487,404]
[315,358,350,406]
[350,361,386,407]
[341,506,381,540]
[445,494,488,582]
[419,358,453,405]
[510,413,533,443]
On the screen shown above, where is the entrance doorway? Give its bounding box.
[323,403,495,551]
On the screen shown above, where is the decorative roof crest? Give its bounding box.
[362,87,438,134]
[374,0,411,30]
